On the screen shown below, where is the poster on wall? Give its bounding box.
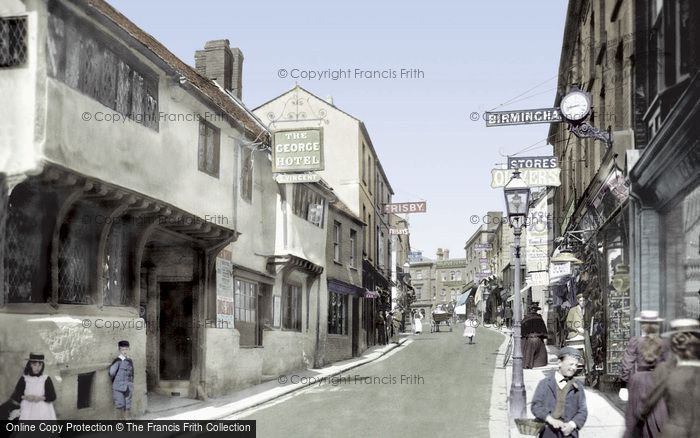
[216,251,234,329]
[273,295,281,328]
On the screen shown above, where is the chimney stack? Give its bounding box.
[444,249,450,260]
[436,248,443,261]
[195,39,244,100]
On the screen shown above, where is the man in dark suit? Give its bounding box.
[531,347,588,437]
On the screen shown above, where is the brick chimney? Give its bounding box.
[195,39,244,100]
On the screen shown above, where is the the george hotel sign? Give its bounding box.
[272,128,324,173]
[485,108,562,127]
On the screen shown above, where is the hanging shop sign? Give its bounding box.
[474,243,493,251]
[274,173,321,184]
[485,108,562,127]
[527,195,550,273]
[389,228,410,235]
[383,201,427,214]
[508,156,558,169]
[490,168,561,188]
[272,128,324,173]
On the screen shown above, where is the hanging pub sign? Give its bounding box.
[485,108,562,127]
[272,128,324,173]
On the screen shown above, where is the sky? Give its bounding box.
[109,0,569,259]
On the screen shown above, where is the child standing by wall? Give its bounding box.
[109,340,134,420]
[10,353,57,420]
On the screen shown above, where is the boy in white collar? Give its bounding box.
[531,347,588,437]
[109,340,134,420]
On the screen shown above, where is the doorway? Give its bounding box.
[351,297,359,356]
[159,282,193,381]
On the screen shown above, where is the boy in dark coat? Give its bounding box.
[109,340,134,420]
[531,347,588,437]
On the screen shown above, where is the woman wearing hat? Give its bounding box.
[621,311,669,438]
[631,318,700,438]
[9,353,57,420]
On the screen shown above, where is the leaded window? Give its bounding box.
[328,292,347,335]
[0,16,27,67]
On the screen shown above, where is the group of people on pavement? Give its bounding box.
[529,311,700,438]
[1,340,135,421]
[375,310,402,345]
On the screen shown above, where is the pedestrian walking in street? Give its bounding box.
[620,310,669,438]
[109,340,135,420]
[531,347,587,437]
[413,310,423,335]
[522,304,549,369]
[505,305,513,329]
[463,313,477,344]
[632,318,700,438]
[10,353,57,420]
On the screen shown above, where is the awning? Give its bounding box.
[363,289,380,299]
[455,292,470,306]
[328,279,364,296]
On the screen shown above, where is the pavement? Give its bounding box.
[487,326,627,438]
[137,337,409,420]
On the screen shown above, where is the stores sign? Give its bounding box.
[272,128,324,173]
[508,156,558,169]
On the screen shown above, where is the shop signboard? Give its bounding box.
[507,156,558,169]
[485,108,562,127]
[491,168,561,188]
[383,202,427,214]
[274,173,321,184]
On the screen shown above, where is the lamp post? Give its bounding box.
[503,169,531,419]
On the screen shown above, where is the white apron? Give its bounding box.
[19,375,56,420]
[463,320,476,337]
[414,317,423,333]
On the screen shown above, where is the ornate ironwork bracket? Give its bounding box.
[569,122,612,147]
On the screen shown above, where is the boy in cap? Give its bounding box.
[531,347,588,437]
[109,340,134,420]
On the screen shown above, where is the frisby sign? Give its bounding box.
[485,108,562,127]
[490,168,561,188]
[389,228,410,235]
[383,202,427,214]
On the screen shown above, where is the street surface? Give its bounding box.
[231,327,504,438]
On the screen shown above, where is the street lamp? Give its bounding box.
[503,169,530,419]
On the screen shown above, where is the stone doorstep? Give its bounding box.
[136,338,408,420]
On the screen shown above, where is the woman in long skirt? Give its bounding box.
[413,311,423,335]
[621,311,669,438]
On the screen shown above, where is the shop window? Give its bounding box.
[328,292,347,335]
[664,184,700,319]
[235,279,259,346]
[77,372,95,409]
[283,284,302,331]
[0,16,27,67]
[198,120,220,178]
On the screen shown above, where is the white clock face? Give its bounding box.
[560,92,590,121]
